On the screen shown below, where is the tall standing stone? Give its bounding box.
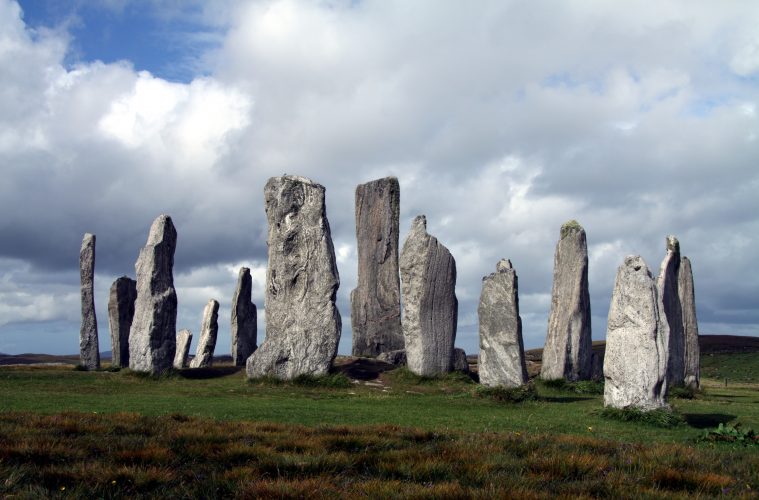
[478,259,528,388]
[680,256,700,389]
[541,220,592,381]
[604,255,669,410]
[246,175,341,379]
[351,177,403,357]
[231,267,257,367]
[399,215,458,376]
[79,233,100,370]
[108,276,136,368]
[190,299,219,368]
[658,236,684,387]
[129,214,178,374]
[174,329,192,369]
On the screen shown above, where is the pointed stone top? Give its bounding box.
[666,235,680,254]
[239,266,251,275]
[411,214,427,231]
[623,255,652,276]
[146,214,176,245]
[560,220,584,239]
[496,259,513,272]
[277,174,322,187]
[81,233,95,249]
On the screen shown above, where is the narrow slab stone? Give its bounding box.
[79,233,100,370]
[108,276,136,368]
[590,351,604,382]
[173,329,192,369]
[541,220,592,381]
[351,177,403,357]
[190,299,219,368]
[658,236,685,387]
[679,256,700,389]
[452,348,470,373]
[400,215,458,376]
[478,259,528,388]
[604,255,669,410]
[129,214,178,374]
[231,267,257,367]
[246,175,341,379]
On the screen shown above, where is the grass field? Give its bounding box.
[2,358,759,497]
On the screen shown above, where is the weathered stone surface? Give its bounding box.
[590,351,604,382]
[108,276,136,368]
[541,220,592,381]
[129,215,178,374]
[604,255,669,410]
[246,175,341,379]
[400,215,458,376]
[478,259,528,388]
[377,349,407,366]
[173,329,192,369]
[351,177,403,357]
[680,256,700,389]
[190,299,219,368]
[79,233,100,370]
[658,236,685,387]
[453,348,470,373]
[231,267,257,367]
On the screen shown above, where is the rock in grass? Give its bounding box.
[478,259,528,388]
[246,175,341,379]
[350,177,403,357]
[190,299,220,368]
[108,276,136,368]
[540,220,592,381]
[604,255,669,410]
[452,348,470,373]
[377,349,407,366]
[173,329,192,369]
[400,215,458,376]
[79,233,100,370]
[129,215,178,374]
[679,256,700,389]
[657,236,684,387]
[231,267,257,367]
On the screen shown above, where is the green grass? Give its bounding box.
[701,352,759,383]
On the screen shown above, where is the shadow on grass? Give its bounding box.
[540,396,595,403]
[683,413,737,429]
[178,366,243,379]
[333,358,397,381]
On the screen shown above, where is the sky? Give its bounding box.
[1,0,758,357]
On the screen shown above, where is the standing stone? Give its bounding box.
[604,256,669,410]
[590,351,605,382]
[399,215,458,376]
[658,236,685,387]
[478,259,528,388]
[129,215,178,374]
[680,257,700,389]
[452,348,470,373]
[351,177,403,357]
[541,220,592,381]
[231,267,257,366]
[190,299,219,368]
[246,175,341,379]
[108,276,136,368]
[79,233,100,370]
[173,329,192,369]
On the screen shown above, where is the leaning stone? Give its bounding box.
[173,329,192,369]
[604,255,669,410]
[679,256,700,389]
[658,236,684,387]
[231,267,257,367]
[129,215,178,374]
[541,220,592,381]
[190,299,220,368]
[351,177,403,357]
[377,349,407,366]
[108,276,136,368]
[246,175,341,379]
[79,233,100,370]
[478,259,528,388]
[400,215,458,376]
[452,348,470,373]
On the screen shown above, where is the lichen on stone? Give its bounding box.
[560,219,583,239]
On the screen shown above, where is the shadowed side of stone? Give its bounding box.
[191,299,219,368]
[478,259,528,388]
[246,175,341,379]
[129,214,178,374]
[680,256,700,389]
[400,215,457,376]
[79,233,100,370]
[231,267,257,366]
[658,235,684,387]
[604,255,669,410]
[541,220,592,381]
[108,276,136,368]
[174,329,192,369]
[351,177,403,357]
